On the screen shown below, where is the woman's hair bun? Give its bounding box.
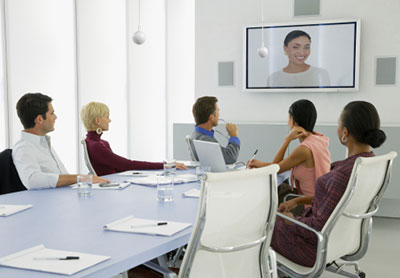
[363,129,386,148]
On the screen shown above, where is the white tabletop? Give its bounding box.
[0,170,199,278]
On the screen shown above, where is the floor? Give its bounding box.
[321,216,400,278]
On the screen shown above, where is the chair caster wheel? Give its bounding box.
[358,271,366,278]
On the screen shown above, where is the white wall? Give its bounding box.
[195,0,400,205]
[0,0,7,150]
[127,0,167,162]
[195,0,400,126]
[76,0,128,172]
[5,0,78,172]
[166,0,195,159]
[1,0,182,172]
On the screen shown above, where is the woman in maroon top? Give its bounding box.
[271,101,387,267]
[80,102,186,176]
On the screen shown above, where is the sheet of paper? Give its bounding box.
[182,188,200,198]
[0,204,32,217]
[0,245,110,275]
[114,170,164,176]
[104,216,191,237]
[126,174,198,187]
[277,171,291,186]
[176,160,200,168]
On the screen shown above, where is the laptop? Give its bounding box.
[192,140,243,172]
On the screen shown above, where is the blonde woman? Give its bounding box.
[80,102,186,176]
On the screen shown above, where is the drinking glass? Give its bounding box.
[163,160,177,177]
[157,175,174,202]
[77,175,92,197]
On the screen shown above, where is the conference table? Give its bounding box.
[0,170,200,278]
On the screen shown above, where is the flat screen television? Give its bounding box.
[243,19,360,92]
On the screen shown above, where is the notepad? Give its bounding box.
[0,245,110,275]
[70,182,130,190]
[104,216,191,236]
[126,174,198,187]
[182,188,200,198]
[0,204,32,217]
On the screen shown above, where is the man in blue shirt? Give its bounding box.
[190,96,240,164]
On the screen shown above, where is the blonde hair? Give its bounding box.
[80,102,109,131]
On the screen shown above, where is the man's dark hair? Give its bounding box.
[192,96,218,125]
[284,30,311,47]
[288,99,317,132]
[16,93,52,129]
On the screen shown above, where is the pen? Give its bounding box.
[33,256,80,260]
[246,149,259,169]
[131,222,168,228]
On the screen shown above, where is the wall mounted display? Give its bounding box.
[243,19,360,93]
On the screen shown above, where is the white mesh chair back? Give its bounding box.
[179,165,279,278]
[80,139,97,175]
[185,135,197,161]
[323,151,397,263]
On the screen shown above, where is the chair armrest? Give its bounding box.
[343,204,379,219]
[276,212,327,277]
[200,235,267,253]
[283,193,304,202]
[276,212,322,239]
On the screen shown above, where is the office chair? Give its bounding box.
[80,139,97,175]
[276,151,397,278]
[0,149,27,195]
[185,135,198,161]
[178,165,280,278]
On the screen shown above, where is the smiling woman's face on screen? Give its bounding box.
[284,36,311,70]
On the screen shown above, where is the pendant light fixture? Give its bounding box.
[132,0,146,45]
[257,0,268,58]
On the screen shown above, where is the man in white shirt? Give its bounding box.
[12,93,108,189]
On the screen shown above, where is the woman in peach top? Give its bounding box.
[249,99,331,209]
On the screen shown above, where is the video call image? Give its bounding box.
[245,21,358,89]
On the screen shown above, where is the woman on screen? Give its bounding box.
[270,101,386,267]
[248,100,331,212]
[80,102,186,176]
[267,30,330,87]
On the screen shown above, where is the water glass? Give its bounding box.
[157,175,174,202]
[77,175,92,197]
[196,166,205,181]
[163,160,177,177]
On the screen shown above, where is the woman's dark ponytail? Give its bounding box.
[342,101,386,148]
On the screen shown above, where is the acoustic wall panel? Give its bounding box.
[294,0,320,16]
[376,57,397,85]
[218,61,234,86]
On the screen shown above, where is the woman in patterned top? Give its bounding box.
[270,101,387,267]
